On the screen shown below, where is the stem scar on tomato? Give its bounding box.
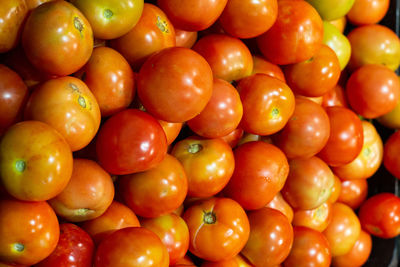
[188,143,203,154]
[270,107,280,118]
[15,160,26,173]
[103,9,113,19]
[11,242,25,253]
[78,96,87,108]
[203,210,217,224]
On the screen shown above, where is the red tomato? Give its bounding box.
[0,199,59,266]
[171,137,234,198]
[110,3,175,70]
[337,179,368,210]
[251,55,286,82]
[157,0,228,31]
[175,29,198,48]
[317,107,364,167]
[292,202,332,232]
[223,141,289,210]
[273,97,330,159]
[22,1,93,76]
[137,47,213,122]
[0,121,73,201]
[192,34,253,82]
[171,255,196,267]
[346,64,400,119]
[94,227,169,267]
[283,226,331,267]
[321,84,349,108]
[0,64,28,136]
[383,130,400,179]
[257,0,323,65]
[24,76,101,152]
[237,73,295,136]
[34,223,94,267]
[95,109,167,175]
[242,207,293,267]
[266,192,294,223]
[158,120,183,145]
[141,213,189,265]
[358,193,400,238]
[347,0,389,25]
[187,78,243,138]
[77,46,135,117]
[220,128,244,148]
[218,0,278,39]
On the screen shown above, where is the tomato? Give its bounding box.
[221,128,244,148]
[346,64,400,119]
[383,130,400,179]
[77,46,135,117]
[187,78,243,138]
[292,202,332,232]
[284,44,341,97]
[377,89,400,129]
[158,120,182,145]
[192,34,253,82]
[0,65,28,136]
[110,3,175,71]
[322,202,361,257]
[332,120,383,179]
[242,207,293,267]
[183,197,249,261]
[24,76,101,152]
[328,16,347,33]
[25,0,54,10]
[175,29,198,48]
[266,192,294,223]
[223,141,289,210]
[0,199,59,266]
[237,73,295,136]
[141,213,189,265]
[337,179,368,210]
[81,201,140,245]
[331,230,372,267]
[251,55,286,82]
[96,109,167,175]
[358,193,400,238]
[282,156,335,210]
[171,255,196,267]
[257,0,323,65]
[347,24,400,72]
[0,121,73,201]
[157,0,228,31]
[273,97,330,159]
[322,21,351,70]
[283,226,331,267]
[321,84,349,108]
[218,0,278,39]
[346,0,389,25]
[327,175,342,204]
[305,0,355,21]
[171,137,234,198]
[94,227,169,267]
[137,47,213,123]
[71,0,143,39]
[317,107,363,167]
[0,0,28,53]
[34,223,94,267]
[22,1,93,76]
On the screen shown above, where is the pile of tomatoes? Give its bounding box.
[1,0,400,266]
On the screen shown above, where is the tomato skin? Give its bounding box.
[321,84,349,109]
[96,109,167,175]
[171,137,234,198]
[238,74,295,136]
[25,0,54,10]
[0,199,59,266]
[137,47,213,123]
[317,107,363,167]
[347,0,389,25]
[94,227,169,267]
[34,223,94,267]
[183,197,250,262]
[158,120,182,145]
[257,0,323,65]
[24,76,101,152]
[175,29,198,48]
[0,65,28,136]
[266,192,294,223]
[377,91,400,129]
[22,1,93,76]
[220,128,244,148]
[242,207,293,267]
[337,179,368,210]
[171,255,196,267]
[251,55,286,82]
[283,226,331,267]
[383,130,400,179]
[0,121,73,201]
[223,141,289,210]
[327,175,342,204]
[322,21,351,70]
[358,193,400,238]
[292,202,332,232]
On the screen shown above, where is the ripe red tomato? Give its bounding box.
[35,223,94,267]
[292,202,333,232]
[223,141,289,210]
[383,130,400,179]
[321,84,349,109]
[237,73,295,136]
[22,1,93,76]
[171,137,234,198]
[251,55,286,82]
[158,120,182,145]
[94,227,169,267]
[0,199,59,266]
[137,47,213,122]
[347,0,389,25]
[183,197,250,262]
[358,193,400,238]
[337,179,368,210]
[0,121,73,201]
[242,207,293,267]
[95,109,167,175]
[175,29,198,48]
[257,0,323,65]
[266,192,294,223]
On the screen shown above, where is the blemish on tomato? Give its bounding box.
[74,17,84,33]
[12,242,24,253]
[15,160,26,173]
[78,96,87,108]
[156,16,169,33]
[103,9,113,19]
[203,211,216,224]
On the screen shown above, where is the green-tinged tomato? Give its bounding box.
[306,0,355,21]
[323,21,351,70]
